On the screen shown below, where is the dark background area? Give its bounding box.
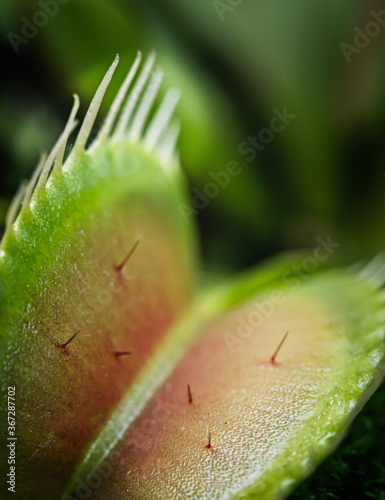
[1,0,385,498]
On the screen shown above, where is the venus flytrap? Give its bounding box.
[0,52,197,499]
[81,262,385,500]
[1,54,385,500]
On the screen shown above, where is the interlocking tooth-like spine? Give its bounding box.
[4,181,28,235]
[23,154,46,210]
[144,89,180,151]
[1,51,182,251]
[129,69,164,143]
[158,120,181,171]
[354,254,385,289]
[51,94,80,178]
[92,52,142,149]
[113,52,156,140]
[33,100,79,196]
[69,54,120,162]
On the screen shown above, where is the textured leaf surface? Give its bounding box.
[1,55,385,500]
[0,55,197,499]
[65,261,385,499]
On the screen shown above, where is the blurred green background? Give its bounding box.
[1,0,385,498]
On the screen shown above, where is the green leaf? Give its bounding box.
[1,55,385,500]
[0,53,197,499]
[64,257,385,499]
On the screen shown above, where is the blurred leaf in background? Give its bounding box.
[1,0,385,497]
[2,0,385,268]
